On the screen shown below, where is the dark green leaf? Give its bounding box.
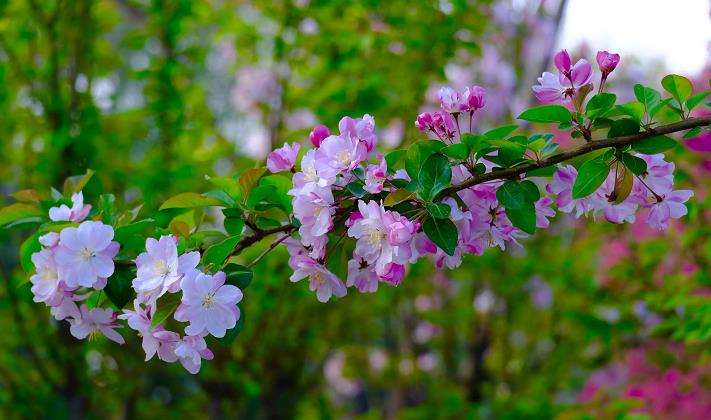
[520,180,540,202]
[632,135,677,154]
[607,118,640,138]
[385,149,406,172]
[151,292,182,328]
[572,157,610,199]
[483,124,518,140]
[442,143,469,160]
[105,265,136,309]
[202,236,241,270]
[422,217,458,256]
[518,105,572,124]
[405,140,446,184]
[345,182,366,198]
[586,93,617,119]
[426,202,450,219]
[417,154,451,201]
[224,263,252,289]
[505,202,536,235]
[496,180,526,210]
[620,153,647,176]
[683,126,702,139]
[217,311,245,347]
[460,134,488,153]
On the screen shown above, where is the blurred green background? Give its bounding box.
[1,1,710,418]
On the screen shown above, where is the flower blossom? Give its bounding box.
[267,142,301,173]
[364,155,388,194]
[175,334,214,374]
[174,271,242,338]
[132,235,200,302]
[309,124,330,147]
[462,85,486,111]
[55,221,119,289]
[69,304,125,344]
[49,191,91,222]
[596,50,620,77]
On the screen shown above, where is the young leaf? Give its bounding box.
[63,169,96,196]
[616,101,645,122]
[417,154,451,201]
[202,236,241,270]
[384,189,415,207]
[586,93,617,119]
[686,91,710,111]
[422,217,458,256]
[151,292,182,328]
[0,203,43,228]
[426,202,451,219]
[518,105,572,124]
[572,157,610,199]
[632,135,677,154]
[442,143,469,160]
[483,124,518,140]
[505,202,536,235]
[619,153,647,176]
[237,167,266,200]
[633,84,661,117]
[682,126,702,139]
[611,164,633,204]
[159,193,223,211]
[661,74,693,104]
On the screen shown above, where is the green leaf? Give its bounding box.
[686,91,710,111]
[237,167,267,200]
[246,185,279,211]
[151,292,182,328]
[520,180,540,202]
[632,135,677,154]
[461,134,488,153]
[607,118,640,138]
[649,98,673,118]
[417,154,451,201]
[385,149,406,172]
[483,124,518,140]
[203,190,235,207]
[345,182,366,198]
[159,192,223,211]
[422,217,458,256]
[383,189,415,207]
[442,143,469,160]
[0,203,43,228]
[505,202,536,235]
[222,208,244,236]
[63,169,95,195]
[661,74,693,104]
[620,153,647,176]
[202,235,241,270]
[572,157,610,199]
[114,219,154,243]
[224,263,252,289]
[634,84,661,117]
[206,175,241,201]
[586,93,617,119]
[426,202,450,219]
[616,101,645,122]
[518,105,572,124]
[526,166,557,178]
[683,126,702,139]
[496,180,527,210]
[19,232,41,273]
[105,265,136,309]
[405,140,446,183]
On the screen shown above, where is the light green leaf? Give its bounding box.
[202,235,241,270]
[417,154,451,201]
[159,192,224,211]
[661,74,693,104]
[572,157,610,199]
[518,105,572,124]
[0,203,44,228]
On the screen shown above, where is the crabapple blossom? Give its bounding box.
[315,134,367,177]
[415,112,434,133]
[462,85,486,111]
[532,72,567,103]
[364,155,388,194]
[54,220,119,289]
[266,142,300,173]
[29,249,63,305]
[554,49,572,74]
[309,124,330,147]
[346,259,379,293]
[48,191,91,222]
[596,50,620,76]
[175,334,214,374]
[174,271,242,338]
[69,304,125,344]
[39,232,59,248]
[431,110,457,140]
[287,244,346,302]
[132,235,200,302]
[646,189,693,230]
[438,86,463,113]
[339,114,377,153]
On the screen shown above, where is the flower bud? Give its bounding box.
[596,50,620,76]
[415,112,434,132]
[309,124,330,147]
[554,49,572,74]
[462,85,486,111]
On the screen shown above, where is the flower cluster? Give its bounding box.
[31,195,242,374]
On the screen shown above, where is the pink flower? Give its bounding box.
[338,114,377,153]
[462,85,486,111]
[289,253,347,302]
[133,236,200,302]
[380,263,405,286]
[292,149,334,191]
[69,304,125,344]
[309,124,331,147]
[290,183,334,258]
[266,142,300,173]
[39,232,59,248]
[49,191,91,222]
[646,189,693,230]
[364,154,388,194]
[30,249,64,304]
[119,302,179,362]
[55,221,119,289]
[175,334,214,374]
[554,49,572,74]
[315,134,366,177]
[347,260,379,293]
[546,165,592,217]
[174,271,242,338]
[532,72,568,103]
[438,87,463,113]
[534,197,556,228]
[596,50,620,76]
[415,112,434,133]
[431,110,457,140]
[50,293,81,320]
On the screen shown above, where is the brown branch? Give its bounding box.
[230,224,296,258]
[436,117,711,200]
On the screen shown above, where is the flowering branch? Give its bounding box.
[438,116,711,199]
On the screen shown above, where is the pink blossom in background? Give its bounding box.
[266,142,300,173]
[48,191,91,222]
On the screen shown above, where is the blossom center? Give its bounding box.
[154,259,170,277]
[42,268,58,282]
[80,247,96,260]
[336,150,352,166]
[365,227,384,246]
[201,292,216,308]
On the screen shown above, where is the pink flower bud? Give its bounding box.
[309,125,330,147]
[266,142,300,173]
[431,110,457,140]
[596,50,620,76]
[415,112,434,132]
[462,85,486,111]
[554,49,572,74]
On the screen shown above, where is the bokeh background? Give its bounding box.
[1,0,710,418]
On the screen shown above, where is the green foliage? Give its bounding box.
[518,105,572,124]
[572,156,611,199]
[417,154,452,201]
[422,216,458,256]
[632,135,677,154]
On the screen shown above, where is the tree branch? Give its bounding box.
[230,224,296,258]
[437,117,711,199]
